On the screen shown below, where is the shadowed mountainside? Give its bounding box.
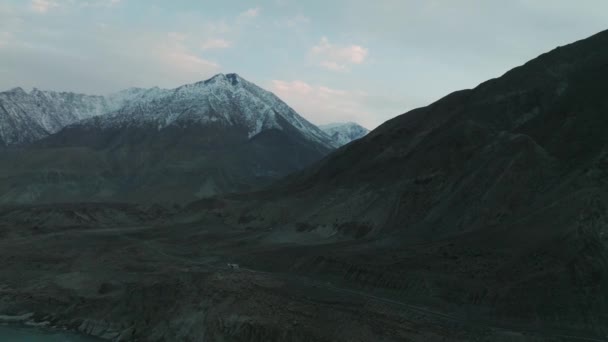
[184,29,608,335]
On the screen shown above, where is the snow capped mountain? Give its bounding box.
[72,73,337,149]
[320,122,370,147]
[0,74,345,203]
[0,87,120,146]
[1,73,336,149]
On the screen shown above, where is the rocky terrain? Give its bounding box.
[0,203,589,342]
[1,30,608,341]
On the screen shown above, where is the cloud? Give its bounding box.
[310,37,369,72]
[319,61,348,72]
[30,0,58,13]
[239,7,260,19]
[164,50,218,73]
[269,80,411,129]
[79,0,123,8]
[270,80,380,128]
[0,25,221,94]
[201,38,232,50]
[163,32,219,73]
[272,80,313,95]
[318,86,347,97]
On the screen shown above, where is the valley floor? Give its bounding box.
[0,204,605,342]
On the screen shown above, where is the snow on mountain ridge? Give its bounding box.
[75,73,337,147]
[320,122,370,147]
[0,87,121,146]
[0,74,339,148]
[233,74,335,146]
[84,74,280,136]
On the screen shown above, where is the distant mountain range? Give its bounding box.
[0,74,340,148]
[320,122,369,147]
[0,74,366,203]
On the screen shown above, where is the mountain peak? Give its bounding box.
[225,73,241,85]
[6,87,27,95]
[320,122,370,147]
[320,122,366,130]
[30,88,48,96]
[200,73,243,87]
[67,75,336,148]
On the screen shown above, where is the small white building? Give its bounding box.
[227,263,240,270]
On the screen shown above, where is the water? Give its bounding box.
[0,325,100,341]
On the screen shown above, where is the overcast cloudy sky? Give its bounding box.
[0,0,607,128]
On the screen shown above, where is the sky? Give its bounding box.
[0,1,607,129]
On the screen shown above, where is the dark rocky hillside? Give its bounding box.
[187,29,608,336]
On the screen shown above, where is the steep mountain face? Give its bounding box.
[0,88,120,146]
[200,30,608,334]
[0,74,336,204]
[319,122,369,147]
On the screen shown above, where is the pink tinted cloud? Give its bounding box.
[201,38,232,50]
[30,0,58,13]
[271,80,313,95]
[270,80,374,127]
[240,7,260,18]
[311,37,369,72]
[160,32,219,75]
